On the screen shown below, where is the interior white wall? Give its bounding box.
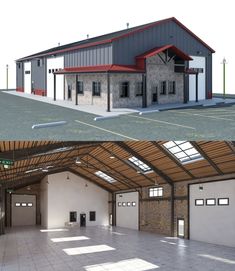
[116,191,139,230]
[40,171,109,229]
[11,194,36,226]
[47,56,64,99]
[189,56,206,101]
[40,176,48,228]
[190,179,235,247]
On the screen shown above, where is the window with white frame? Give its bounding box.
[149,187,163,197]
[218,198,229,206]
[92,82,101,96]
[195,199,204,206]
[163,141,204,164]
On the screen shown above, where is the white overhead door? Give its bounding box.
[24,62,31,94]
[12,194,36,226]
[189,56,206,101]
[47,56,64,99]
[116,192,139,230]
[190,180,235,247]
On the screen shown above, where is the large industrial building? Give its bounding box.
[16,17,215,111]
[0,141,235,270]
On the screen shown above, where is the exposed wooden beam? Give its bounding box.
[190,142,223,175]
[116,142,174,186]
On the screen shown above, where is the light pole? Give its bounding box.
[222,58,227,99]
[6,64,9,90]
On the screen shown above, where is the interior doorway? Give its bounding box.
[80,213,86,227]
[177,218,185,238]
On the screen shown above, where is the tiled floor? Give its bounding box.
[0,226,235,271]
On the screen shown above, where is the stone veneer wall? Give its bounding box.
[146,53,184,106]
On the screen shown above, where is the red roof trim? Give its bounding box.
[55,65,145,74]
[136,45,193,61]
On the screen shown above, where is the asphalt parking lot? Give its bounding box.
[0,91,235,140]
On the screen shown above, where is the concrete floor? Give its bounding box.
[0,226,235,271]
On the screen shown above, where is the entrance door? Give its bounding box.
[12,194,36,226]
[177,219,185,238]
[24,62,31,94]
[152,86,158,103]
[68,85,72,100]
[80,213,86,227]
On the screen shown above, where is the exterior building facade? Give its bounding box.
[16,17,215,110]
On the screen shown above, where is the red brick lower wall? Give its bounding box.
[16,87,24,92]
[32,89,47,96]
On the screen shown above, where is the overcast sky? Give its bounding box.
[0,0,234,94]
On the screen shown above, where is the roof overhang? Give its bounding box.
[54,65,145,74]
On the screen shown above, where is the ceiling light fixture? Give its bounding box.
[109,144,115,159]
[75,157,82,164]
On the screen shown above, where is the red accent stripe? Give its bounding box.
[32,89,47,96]
[16,87,24,92]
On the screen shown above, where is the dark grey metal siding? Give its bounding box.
[64,44,112,67]
[16,62,23,89]
[31,58,47,90]
[113,20,213,98]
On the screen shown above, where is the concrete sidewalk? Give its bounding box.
[3,90,235,117]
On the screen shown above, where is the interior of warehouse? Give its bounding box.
[0,141,235,271]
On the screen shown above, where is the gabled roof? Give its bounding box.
[136,45,193,61]
[17,17,215,61]
[55,65,145,74]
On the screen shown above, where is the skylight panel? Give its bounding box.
[163,141,204,164]
[128,156,152,173]
[95,171,116,183]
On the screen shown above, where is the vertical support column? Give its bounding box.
[0,186,5,235]
[142,73,147,108]
[6,64,9,90]
[75,74,78,106]
[112,193,116,226]
[195,73,199,102]
[107,72,111,112]
[53,73,56,101]
[171,183,175,237]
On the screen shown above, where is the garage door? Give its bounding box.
[116,192,139,230]
[24,62,31,94]
[189,56,206,101]
[190,180,235,247]
[47,56,64,99]
[12,194,36,226]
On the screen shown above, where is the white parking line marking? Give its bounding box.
[174,111,234,121]
[127,115,195,130]
[74,120,138,141]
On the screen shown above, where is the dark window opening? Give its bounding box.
[70,211,77,222]
[77,81,84,94]
[25,71,30,75]
[160,81,167,95]
[89,211,96,221]
[92,82,101,96]
[120,82,129,98]
[168,81,176,94]
[49,69,51,74]
[37,59,42,67]
[18,63,21,69]
[136,82,143,96]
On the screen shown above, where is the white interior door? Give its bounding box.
[116,192,139,230]
[24,62,31,94]
[47,56,64,99]
[190,180,235,247]
[189,56,206,101]
[12,194,36,226]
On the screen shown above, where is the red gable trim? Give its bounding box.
[55,65,145,74]
[136,45,193,60]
